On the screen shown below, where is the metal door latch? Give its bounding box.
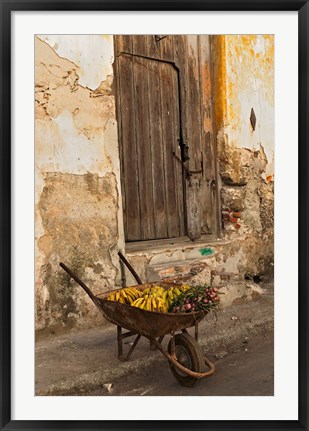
[172,152,203,178]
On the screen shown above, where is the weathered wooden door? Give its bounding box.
[114,35,219,242]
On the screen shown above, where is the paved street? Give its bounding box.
[79,332,273,396]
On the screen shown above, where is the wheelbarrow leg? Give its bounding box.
[117,325,123,359]
[149,340,156,351]
[195,323,199,342]
[170,330,176,361]
[150,336,165,351]
[117,325,141,361]
[181,324,198,341]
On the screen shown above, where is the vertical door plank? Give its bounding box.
[132,36,155,240]
[159,35,175,62]
[160,62,182,238]
[199,35,219,235]
[186,35,202,171]
[177,35,202,239]
[174,35,189,159]
[171,68,186,236]
[116,36,141,241]
[146,39,168,238]
[199,35,214,234]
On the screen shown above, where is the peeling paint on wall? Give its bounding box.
[38,35,114,90]
[35,35,124,335]
[213,35,274,177]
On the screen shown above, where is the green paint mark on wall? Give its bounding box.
[200,247,214,256]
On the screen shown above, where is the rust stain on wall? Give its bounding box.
[212,35,227,131]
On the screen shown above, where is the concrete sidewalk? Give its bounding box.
[35,282,273,395]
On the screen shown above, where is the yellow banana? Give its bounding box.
[168,290,174,300]
[145,298,152,311]
[181,284,190,292]
[132,297,144,307]
[127,289,136,300]
[135,289,142,298]
[155,297,162,311]
[139,299,146,309]
[174,287,182,297]
[125,290,135,303]
[107,292,114,301]
[121,290,128,301]
[119,295,126,303]
[151,297,157,311]
[129,288,140,299]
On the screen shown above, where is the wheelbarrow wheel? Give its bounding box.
[168,333,205,387]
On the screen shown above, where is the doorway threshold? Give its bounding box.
[125,235,229,255]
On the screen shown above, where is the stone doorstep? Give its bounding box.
[146,259,209,283]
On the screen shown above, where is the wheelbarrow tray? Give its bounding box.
[94,282,205,339]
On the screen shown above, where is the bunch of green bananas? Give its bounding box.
[162,284,190,310]
[107,287,142,304]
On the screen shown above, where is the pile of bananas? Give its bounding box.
[131,295,167,312]
[107,287,142,304]
[162,285,190,311]
[107,284,191,313]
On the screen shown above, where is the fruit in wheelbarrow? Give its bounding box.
[143,285,165,296]
[131,296,168,312]
[107,287,142,305]
[161,284,190,310]
[107,283,191,313]
[169,285,222,314]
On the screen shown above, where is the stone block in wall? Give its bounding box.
[241,179,263,233]
[219,146,254,186]
[221,186,246,211]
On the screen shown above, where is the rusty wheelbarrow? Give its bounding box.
[59,261,215,387]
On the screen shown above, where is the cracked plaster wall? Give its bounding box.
[35,35,125,335]
[35,35,274,335]
[212,35,274,277]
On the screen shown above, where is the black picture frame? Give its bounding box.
[1,1,308,430]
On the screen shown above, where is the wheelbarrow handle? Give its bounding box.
[59,262,95,301]
[118,251,142,285]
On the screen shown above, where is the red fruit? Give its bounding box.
[184,303,192,311]
[213,287,218,293]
